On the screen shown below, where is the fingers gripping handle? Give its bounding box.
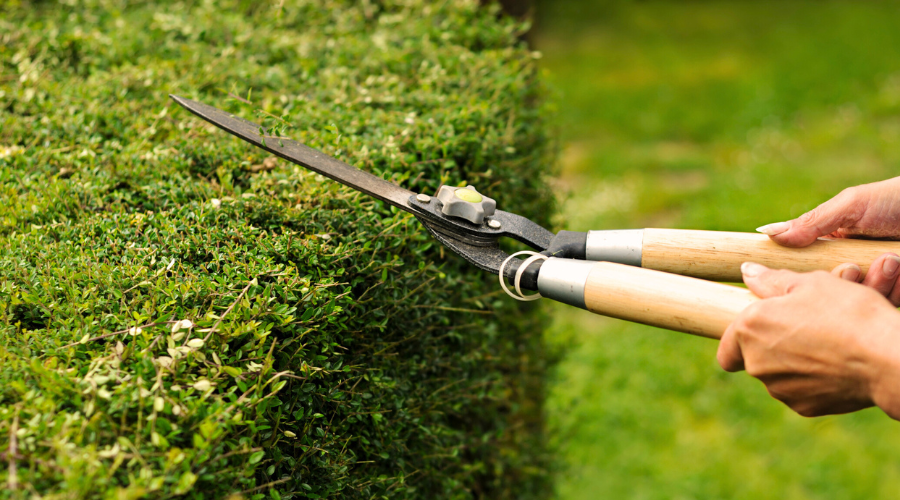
[537,258,758,339]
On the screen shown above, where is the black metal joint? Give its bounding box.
[542,230,587,260]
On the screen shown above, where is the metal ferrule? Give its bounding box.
[585,229,644,267]
[537,258,597,309]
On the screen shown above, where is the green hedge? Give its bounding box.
[0,1,556,498]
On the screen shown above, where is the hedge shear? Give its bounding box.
[171,95,900,340]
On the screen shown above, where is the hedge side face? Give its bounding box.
[0,1,556,498]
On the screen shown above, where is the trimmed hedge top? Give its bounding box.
[0,1,556,498]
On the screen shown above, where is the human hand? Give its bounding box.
[717,262,900,419]
[757,176,900,246]
[830,252,900,306]
[755,176,900,302]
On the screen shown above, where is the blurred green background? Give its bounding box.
[533,1,900,499]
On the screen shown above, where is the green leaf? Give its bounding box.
[249,451,265,465]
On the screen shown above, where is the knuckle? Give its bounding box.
[836,187,868,219]
[795,404,820,418]
[771,276,805,296]
[765,386,822,417]
[745,362,764,379]
[735,304,763,331]
[766,386,803,410]
[798,187,867,231]
[836,186,860,203]
[765,384,788,401]
[797,208,820,226]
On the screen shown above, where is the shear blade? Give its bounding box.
[169,95,415,212]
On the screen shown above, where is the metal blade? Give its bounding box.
[170,95,415,211]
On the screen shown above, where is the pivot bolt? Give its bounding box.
[435,185,497,225]
[487,219,501,229]
[416,193,432,203]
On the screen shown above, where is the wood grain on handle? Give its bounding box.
[641,229,900,282]
[584,262,758,339]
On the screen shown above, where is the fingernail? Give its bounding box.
[741,262,766,278]
[756,222,791,236]
[883,256,900,278]
[840,265,861,282]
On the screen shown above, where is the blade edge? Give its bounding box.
[169,94,414,211]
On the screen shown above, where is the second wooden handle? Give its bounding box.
[642,229,900,282]
[582,262,758,339]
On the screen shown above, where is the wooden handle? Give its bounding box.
[641,229,900,282]
[584,262,758,339]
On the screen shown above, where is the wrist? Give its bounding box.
[864,310,900,420]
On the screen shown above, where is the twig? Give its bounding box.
[249,156,278,173]
[226,92,252,104]
[239,477,291,495]
[123,280,151,294]
[407,305,493,315]
[261,370,303,392]
[145,333,163,352]
[60,321,174,348]
[211,446,262,463]
[203,280,253,343]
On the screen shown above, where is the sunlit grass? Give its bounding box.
[536,1,900,498]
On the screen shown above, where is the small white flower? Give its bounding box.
[98,444,120,458]
[171,319,193,333]
[193,379,212,391]
[210,198,221,208]
[0,145,23,159]
[128,326,142,336]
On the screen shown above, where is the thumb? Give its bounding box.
[757,189,866,247]
[740,262,805,298]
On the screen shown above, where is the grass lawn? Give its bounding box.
[535,1,900,498]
